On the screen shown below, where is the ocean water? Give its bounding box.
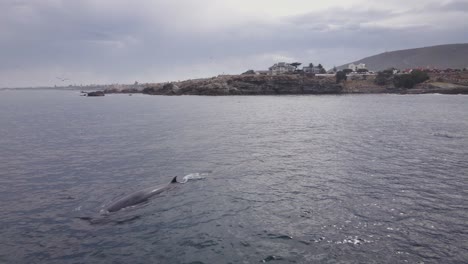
[0,90,467,263]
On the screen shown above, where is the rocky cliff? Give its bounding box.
[138,74,343,95]
[102,72,468,96]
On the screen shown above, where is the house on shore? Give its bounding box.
[269,62,296,75]
[255,70,269,75]
[348,63,367,71]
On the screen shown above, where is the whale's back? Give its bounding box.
[106,190,149,212]
[105,183,169,213]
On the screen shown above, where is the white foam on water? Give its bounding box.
[179,172,208,183]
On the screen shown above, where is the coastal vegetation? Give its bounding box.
[393,70,430,88]
[374,69,429,88]
[343,69,353,74]
[290,62,302,69]
[375,69,394,85]
[242,70,255,75]
[335,71,347,83]
[317,64,326,74]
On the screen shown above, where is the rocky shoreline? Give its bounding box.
[100,73,468,96]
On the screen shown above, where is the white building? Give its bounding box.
[348,63,367,71]
[255,70,269,75]
[269,62,296,75]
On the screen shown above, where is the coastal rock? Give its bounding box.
[404,82,468,94]
[142,74,343,95]
[141,84,163,95]
[103,71,468,96]
[161,83,180,95]
[104,87,142,94]
[86,91,105,96]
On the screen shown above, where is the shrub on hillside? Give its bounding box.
[336,71,347,83]
[393,70,429,88]
[374,69,394,85]
[242,70,255,75]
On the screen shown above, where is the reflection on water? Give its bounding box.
[0,91,467,263]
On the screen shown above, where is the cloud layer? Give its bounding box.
[1,0,468,87]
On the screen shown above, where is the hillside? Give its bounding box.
[339,44,468,71]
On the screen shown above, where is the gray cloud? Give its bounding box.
[422,0,468,12]
[1,0,468,87]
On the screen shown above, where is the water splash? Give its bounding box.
[178,173,208,183]
[432,132,465,139]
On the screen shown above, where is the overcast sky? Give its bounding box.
[1,0,468,87]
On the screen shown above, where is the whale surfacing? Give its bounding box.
[104,176,178,213]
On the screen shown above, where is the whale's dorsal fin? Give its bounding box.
[171,176,178,183]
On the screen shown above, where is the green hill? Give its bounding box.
[339,44,468,71]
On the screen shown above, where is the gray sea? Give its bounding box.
[0,90,467,263]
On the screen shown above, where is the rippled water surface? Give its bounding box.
[1,90,467,263]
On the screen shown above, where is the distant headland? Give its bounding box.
[95,62,468,96]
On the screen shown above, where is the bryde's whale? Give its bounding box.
[103,176,178,213]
